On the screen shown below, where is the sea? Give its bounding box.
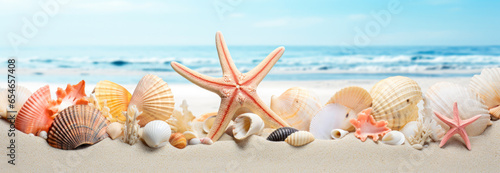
[2,45,500,84]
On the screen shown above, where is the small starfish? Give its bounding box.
[350,108,391,142]
[171,32,290,141]
[434,102,481,150]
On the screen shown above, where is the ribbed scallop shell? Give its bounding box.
[232,113,265,140]
[47,105,109,150]
[169,133,187,149]
[270,87,321,131]
[285,131,315,147]
[370,76,422,130]
[327,86,372,113]
[93,80,131,122]
[381,131,405,145]
[309,103,356,139]
[15,85,55,135]
[142,120,171,148]
[470,68,500,118]
[266,127,298,141]
[425,82,491,136]
[0,86,32,119]
[129,74,175,126]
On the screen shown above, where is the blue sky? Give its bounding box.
[1,0,499,46]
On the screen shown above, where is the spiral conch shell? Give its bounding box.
[370,76,422,130]
[232,113,265,140]
[470,68,500,119]
[331,129,348,140]
[270,87,321,131]
[285,131,315,147]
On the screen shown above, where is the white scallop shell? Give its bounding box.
[309,103,356,140]
[330,129,348,140]
[202,115,217,134]
[232,113,265,140]
[107,122,124,140]
[426,82,491,136]
[271,87,321,131]
[381,131,405,145]
[470,68,500,118]
[142,120,172,148]
[285,131,315,147]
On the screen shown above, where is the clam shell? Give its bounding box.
[270,87,321,131]
[129,74,175,126]
[232,113,265,140]
[426,82,491,136]
[370,76,422,130]
[15,85,55,135]
[327,86,372,113]
[169,133,187,149]
[106,122,124,140]
[381,131,405,145]
[266,127,298,141]
[142,120,172,148]
[285,131,315,147]
[470,68,500,118]
[47,105,109,150]
[331,129,349,140]
[0,86,32,119]
[93,80,131,122]
[202,115,217,133]
[309,103,356,140]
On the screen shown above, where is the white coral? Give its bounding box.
[122,105,141,145]
[167,100,196,134]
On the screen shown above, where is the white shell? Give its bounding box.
[271,87,321,131]
[142,120,172,148]
[381,131,405,145]
[106,122,124,140]
[232,113,265,140]
[189,138,201,145]
[470,68,500,118]
[285,131,315,147]
[0,86,32,119]
[39,131,48,139]
[330,129,348,140]
[202,115,217,134]
[426,82,491,136]
[309,103,356,140]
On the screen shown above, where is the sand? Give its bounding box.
[1,78,499,172]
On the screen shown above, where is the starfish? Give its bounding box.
[434,102,482,150]
[170,31,290,141]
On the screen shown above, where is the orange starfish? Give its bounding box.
[434,102,481,150]
[350,108,391,142]
[171,32,290,141]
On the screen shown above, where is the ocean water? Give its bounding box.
[2,46,500,84]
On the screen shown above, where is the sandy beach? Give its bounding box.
[1,77,499,172]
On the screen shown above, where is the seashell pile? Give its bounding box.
[270,87,321,131]
[142,120,172,148]
[285,131,315,147]
[169,133,187,149]
[0,86,31,119]
[470,68,500,119]
[232,113,265,140]
[266,127,299,141]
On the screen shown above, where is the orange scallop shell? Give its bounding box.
[15,85,57,135]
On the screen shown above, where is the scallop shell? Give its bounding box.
[202,115,217,134]
[0,86,32,119]
[169,133,187,149]
[331,129,349,140]
[270,87,321,131]
[106,122,124,140]
[285,131,315,147]
[470,68,500,118]
[309,103,356,140]
[327,86,372,114]
[15,85,56,135]
[142,120,171,148]
[93,80,131,122]
[381,131,405,145]
[129,74,175,127]
[425,82,491,136]
[370,76,422,130]
[47,105,109,150]
[232,113,265,140]
[266,127,299,141]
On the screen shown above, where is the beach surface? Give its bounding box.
[1,78,499,172]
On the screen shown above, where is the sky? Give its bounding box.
[0,0,499,47]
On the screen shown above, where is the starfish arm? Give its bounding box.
[242,47,285,86]
[434,111,455,127]
[460,115,482,127]
[216,31,241,83]
[242,91,289,128]
[207,95,240,142]
[439,127,458,148]
[457,128,472,150]
[171,61,227,94]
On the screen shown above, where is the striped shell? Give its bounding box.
[327,86,372,113]
[0,86,32,119]
[285,131,315,147]
[266,127,299,141]
[270,87,321,131]
[15,85,55,135]
[370,76,422,130]
[129,74,175,126]
[47,105,109,150]
[93,80,131,122]
[169,133,187,149]
[142,120,171,148]
[470,68,500,118]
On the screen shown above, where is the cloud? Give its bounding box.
[253,17,324,28]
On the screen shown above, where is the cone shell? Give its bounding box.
[15,85,55,135]
[93,80,131,122]
[470,68,500,118]
[47,105,109,150]
[370,76,422,130]
[106,122,124,140]
[266,127,298,141]
[426,82,491,136]
[270,87,321,131]
[285,131,315,147]
[129,74,175,126]
[381,131,405,145]
[331,129,349,140]
[169,133,187,149]
[310,103,357,139]
[142,120,172,148]
[0,86,32,119]
[232,113,265,140]
[202,115,217,133]
[327,86,372,113]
